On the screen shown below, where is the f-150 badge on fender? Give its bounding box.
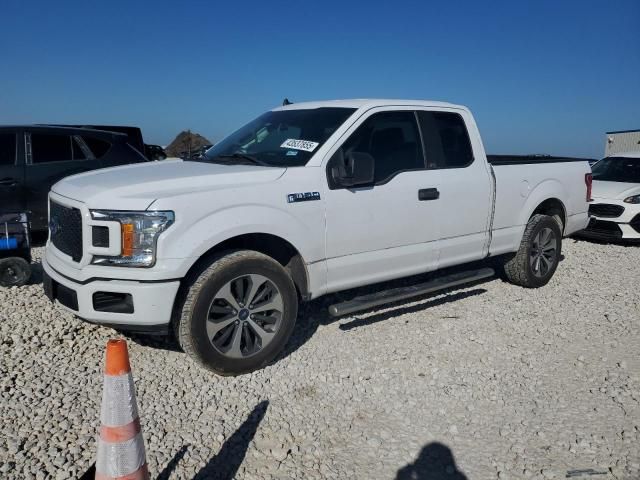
[287,192,321,203]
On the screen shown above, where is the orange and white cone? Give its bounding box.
[95,339,149,480]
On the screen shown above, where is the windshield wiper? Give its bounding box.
[212,153,270,167]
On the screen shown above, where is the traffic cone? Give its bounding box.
[94,339,149,480]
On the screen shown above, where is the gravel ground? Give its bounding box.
[1,240,639,480]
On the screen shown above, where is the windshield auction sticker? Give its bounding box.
[280,139,319,152]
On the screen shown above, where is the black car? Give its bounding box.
[144,144,167,161]
[0,125,148,231]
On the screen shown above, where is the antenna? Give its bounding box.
[282,98,293,106]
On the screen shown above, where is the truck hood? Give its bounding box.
[51,159,286,210]
[592,180,640,200]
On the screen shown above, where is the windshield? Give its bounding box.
[592,156,640,183]
[201,107,356,167]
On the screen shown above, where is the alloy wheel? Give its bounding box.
[530,227,557,278]
[206,274,283,358]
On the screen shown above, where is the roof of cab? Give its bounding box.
[272,98,467,111]
[0,124,128,140]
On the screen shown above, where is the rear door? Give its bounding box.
[0,131,26,212]
[24,131,95,229]
[416,109,492,267]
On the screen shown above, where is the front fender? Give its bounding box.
[156,203,324,276]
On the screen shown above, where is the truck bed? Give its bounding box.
[488,154,596,166]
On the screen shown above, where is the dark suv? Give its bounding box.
[0,126,148,231]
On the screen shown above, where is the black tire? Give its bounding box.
[502,214,562,288]
[174,250,298,375]
[0,257,31,287]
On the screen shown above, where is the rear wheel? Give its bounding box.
[0,257,31,287]
[174,250,298,375]
[502,214,562,288]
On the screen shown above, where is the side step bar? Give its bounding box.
[328,267,495,317]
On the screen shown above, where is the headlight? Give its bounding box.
[90,210,174,267]
[623,195,640,204]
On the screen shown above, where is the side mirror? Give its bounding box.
[331,151,375,188]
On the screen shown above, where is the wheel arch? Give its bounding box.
[530,197,567,234]
[519,179,568,235]
[182,232,310,300]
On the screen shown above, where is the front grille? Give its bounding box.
[585,219,623,238]
[589,203,625,218]
[50,201,83,262]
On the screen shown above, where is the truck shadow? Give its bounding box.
[276,286,487,364]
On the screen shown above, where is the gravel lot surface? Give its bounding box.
[1,240,639,479]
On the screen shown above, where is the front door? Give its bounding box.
[323,109,441,293]
[0,131,26,213]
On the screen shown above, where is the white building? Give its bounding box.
[605,129,640,156]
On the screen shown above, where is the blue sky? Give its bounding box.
[1,0,638,158]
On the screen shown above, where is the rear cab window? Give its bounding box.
[417,111,474,168]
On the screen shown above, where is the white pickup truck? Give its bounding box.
[43,99,591,374]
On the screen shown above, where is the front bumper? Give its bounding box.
[576,217,640,242]
[42,256,180,330]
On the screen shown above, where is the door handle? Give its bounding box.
[0,178,18,187]
[418,188,439,201]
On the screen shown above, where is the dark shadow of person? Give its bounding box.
[193,400,269,480]
[396,442,467,480]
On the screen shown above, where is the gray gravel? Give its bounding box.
[1,240,639,479]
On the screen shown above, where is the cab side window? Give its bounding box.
[0,133,17,165]
[340,111,425,184]
[417,111,473,168]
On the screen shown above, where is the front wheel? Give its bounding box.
[174,250,298,375]
[501,214,562,288]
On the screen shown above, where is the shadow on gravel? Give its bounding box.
[124,332,182,352]
[570,235,640,247]
[157,445,190,480]
[276,280,489,365]
[396,442,467,480]
[193,400,269,480]
[339,288,486,331]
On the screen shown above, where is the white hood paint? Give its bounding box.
[592,180,640,200]
[51,159,286,210]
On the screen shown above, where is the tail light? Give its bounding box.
[585,173,593,202]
